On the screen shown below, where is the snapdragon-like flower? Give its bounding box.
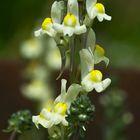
[35,18,56,37]
[24,62,48,80]
[81,70,111,93]
[80,49,111,93]
[35,1,64,37]
[33,103,68,129]
[22,80,50,101]
[45,38,62,70]
[94,44,109,66]
[20,38,43,59]
[86,0,112,22]
[53,0,86,36]
[32,79,81,128]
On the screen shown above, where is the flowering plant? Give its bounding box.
[5,0,112,139]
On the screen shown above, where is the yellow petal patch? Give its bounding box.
[54,102,67,115]
[42,18,52,30]
[40,112,43,118]
[47,107,52,112]
[89,70,103,82]
[64,13,77,27]
[95,3,105,14]
[95,44,105,56]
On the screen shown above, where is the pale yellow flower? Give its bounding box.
[86,0,112,22]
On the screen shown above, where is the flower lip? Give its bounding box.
[95,44,105,56]
[95,3,105,14]
[64,13,77,27]
[54,102,67,116]
[41,18,52,30]
[89,70,103,82]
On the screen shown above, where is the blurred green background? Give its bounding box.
[0,0,140,69]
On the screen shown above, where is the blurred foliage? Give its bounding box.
[100,88,133,140]
[0,0,140,68]
[4,110,32,133]
[18,127,46,140]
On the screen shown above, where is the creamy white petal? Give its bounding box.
[61,79,67,96]
[41,109,52,120]
[54,95,61,104]
[86,0,97,17]
[80,49,94,80]
[97,13,112,22]
[81,79,94,92]
[51,114,62,125]
[103,14,112,21]
[35,27,56,37]
[39,118,52,128]
[74,25,87,35]
[53,23,64,33]
[32,115,40,128]
[86,28,96,52]
[63,26,74,36]
[89,8,97,20]
[64,84,81,108]
[51,1,64,23]
[94,54,109,66]
[103,56,109,66]
[94,78,111,93]
[48,29,57,37]
[68,0,79,20]
[62,118,68,126]
[34,29,42,37]
[97,14,104,22]
[32,115,52,128]
[54,79,67,103]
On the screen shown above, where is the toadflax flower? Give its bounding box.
[80,49,111,93]
[32,79,81,128]
[45,38,62,70]
[86,0,112,22]
[33,103,68,128]
[20,38,43,59]
[53,0,87,36]
[81,70,111,93]
[94,44,109,66]
[24,62,48,80]
[21,80,51,101]
[35,1,64,37]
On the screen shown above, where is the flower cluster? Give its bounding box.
[31,0,112,139]
[20,37,64,109]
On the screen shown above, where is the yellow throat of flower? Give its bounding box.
[54,102,67,115]
[95,44,105,56]
[42,18,52,30]
[64,13,77,27]
[95,3,105,14]
[89,70,103,82]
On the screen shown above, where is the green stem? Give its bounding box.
[72,126,79,140]
[61,125,64,140]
